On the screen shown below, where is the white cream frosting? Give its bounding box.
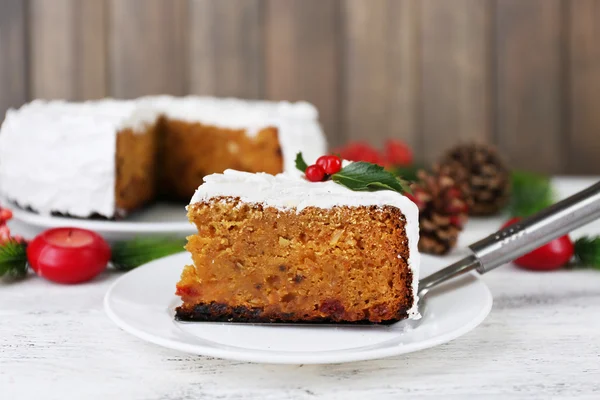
[190,169,420,319]
[0,96,326,217]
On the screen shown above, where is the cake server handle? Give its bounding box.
[419,181,600,296]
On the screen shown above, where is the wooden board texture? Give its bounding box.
[0,0,599,173]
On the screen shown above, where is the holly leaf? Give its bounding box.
[111,237,186,271]
[0,240,28,281]
[332,162,411,194]
[295,152,308,173]
[388,163,426,184]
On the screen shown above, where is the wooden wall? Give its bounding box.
[1,0,599,174]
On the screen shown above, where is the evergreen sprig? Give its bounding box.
[0,241,28,281]
[508,170,554,217]
[573,236,600,270]
[111,237,186,271]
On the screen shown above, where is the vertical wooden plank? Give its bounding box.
[0,0,27,118]
[342,0,418,151]
[495,0,563,173]
[420,0,492,163]
[29,0,107,100]
[109,0,187,98]
[568,0,600,174]
[265,0,341,146]
[77,0,108,99]
[188,0,263,99]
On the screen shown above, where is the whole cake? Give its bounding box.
[176,170,420,324]
[0,96,326,218]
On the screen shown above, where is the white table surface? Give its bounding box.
[2,177,599,400]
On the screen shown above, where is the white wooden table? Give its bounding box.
[2,177,600,400]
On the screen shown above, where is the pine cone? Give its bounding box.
[439,143,510,216]
[409,169,469,255]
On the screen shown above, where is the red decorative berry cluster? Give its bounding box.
[0,207,25,244]
[333,139,413,167]
[305,155,342,182]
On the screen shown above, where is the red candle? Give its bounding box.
[27,227,111,284]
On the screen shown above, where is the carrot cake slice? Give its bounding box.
[176,169,420,324]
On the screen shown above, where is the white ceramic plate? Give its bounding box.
[8,202,195,241]
[104,252,492,364]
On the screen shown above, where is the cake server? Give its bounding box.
[419,180,600,298]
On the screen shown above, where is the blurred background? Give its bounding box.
[0,0,598,174]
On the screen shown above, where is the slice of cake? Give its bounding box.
[0,96,326,218]
[176,169,420,324]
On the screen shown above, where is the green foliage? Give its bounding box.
[332,162,411,194]
[508,170,554,217]
[111,237,186,271]
[295,152,308,173]
[387,164,424,184]
[0,241,28,280]
[573,236,600,270]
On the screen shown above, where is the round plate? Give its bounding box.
[9,203,195,241]
[104,253,492,364]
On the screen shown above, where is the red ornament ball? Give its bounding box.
[305,164,326,182]
[316,155,342,175]
[27,227,111,284]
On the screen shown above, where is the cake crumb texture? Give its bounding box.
[176,198,414,323]
[158,120,282,199]
[114,119,283,212]
[115,125,159,211]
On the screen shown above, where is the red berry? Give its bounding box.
[305,164,326,182]
[316,155,342,175]
[27,227,111,284]
[384,139,413,166]
[0,208,13,221]
[501,218,574,271]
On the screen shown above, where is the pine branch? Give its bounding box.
[111,237,186,271]
[508,170,554,217]
[0,241,28,281]
[573,236,600,270]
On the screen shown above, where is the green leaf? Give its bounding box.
[0,241,28,281]
[573,236,600,270]
[508,170,554,217]
[332,162,411,194]
[111,237,186,271]
[388,163,426,184]
[295,152,308,173]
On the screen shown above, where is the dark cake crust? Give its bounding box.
[175,295,412,325]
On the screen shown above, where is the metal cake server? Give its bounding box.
[419,181,600,298]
